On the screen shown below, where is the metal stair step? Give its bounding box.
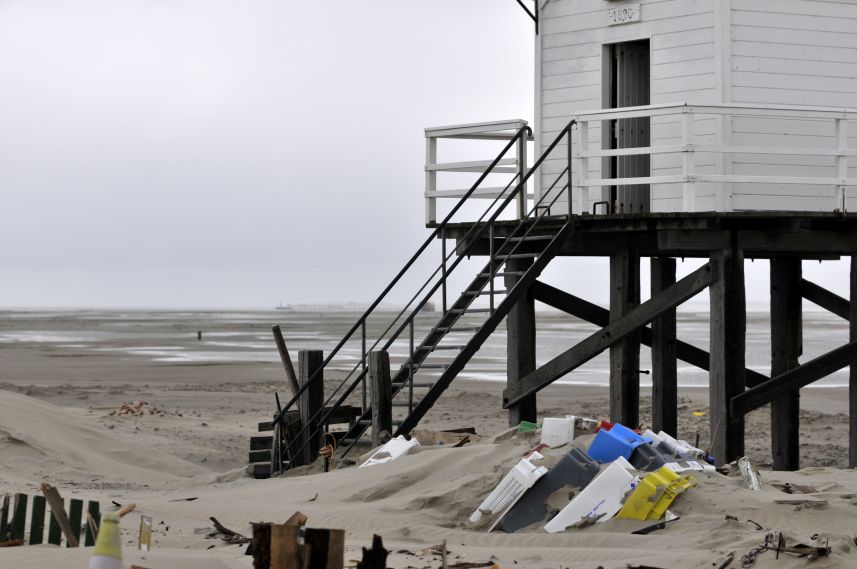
[508,234,554,241]
[478,271,524,278]
[462,289,507,296]
[505,252,540,259]
[449,307,491,314]
[434,326,482,333]
[356,418,404,427]
[416,344,465,352]
[392,382,435,389]
[415,362,451,369]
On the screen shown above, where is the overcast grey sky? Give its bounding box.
[0,1,851,309]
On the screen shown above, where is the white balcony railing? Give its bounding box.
[424,120,532,224]
[571,102,857,214]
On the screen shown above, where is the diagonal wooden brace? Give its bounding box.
[504,263,713,408]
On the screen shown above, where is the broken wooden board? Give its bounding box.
[40,484,78,547]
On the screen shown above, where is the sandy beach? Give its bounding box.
[2,310,856,568]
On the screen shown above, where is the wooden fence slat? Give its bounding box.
[11,493,27,542]
[67,499,83,548]
[29,495,46,545]
[85,501,100,546]
[0,495,9,541]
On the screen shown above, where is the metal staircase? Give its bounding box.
[273,119,578,468]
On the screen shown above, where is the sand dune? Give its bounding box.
[0,390,208,491]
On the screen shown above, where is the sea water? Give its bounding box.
[0,308,850,388]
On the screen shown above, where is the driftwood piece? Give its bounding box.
[40,484,78,547]
[356,534,388,569]
[117,503,137,518]
[209,517,251,545]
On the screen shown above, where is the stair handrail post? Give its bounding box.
[361,320,367,411]
[408,318,415,413]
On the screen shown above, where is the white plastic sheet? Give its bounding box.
[359,435,421,468]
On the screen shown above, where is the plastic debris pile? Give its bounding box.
[470,415,716,533]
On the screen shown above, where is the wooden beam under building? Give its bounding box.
[801,278,850,319]
[504,263,713,408]
[530,281,770,388]
[709,248,746,465]
[610,252,642,426]
[851,257,857,468]
[770,258,802,471]
[651,257,678,436]
[505,256,537,426]
[733,340,857,416]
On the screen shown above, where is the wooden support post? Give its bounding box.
[298,350,325,467]
[851,256,857,468]
[505,256,537,426]
[709,247,746,464]
[770,258,802,471]
[610,251,641,426]
[29,495,46,545]
[651,257,678,436]
[368,350,393,447]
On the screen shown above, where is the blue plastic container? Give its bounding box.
[587,423,649,462]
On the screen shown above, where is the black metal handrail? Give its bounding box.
[280,120,578,466]
[271,126,531,428]
[333,127,577,457]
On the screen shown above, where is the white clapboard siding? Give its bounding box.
[729,0,857,211]
[538,0,717,213]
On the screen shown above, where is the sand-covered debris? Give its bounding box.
[110,400,182,417]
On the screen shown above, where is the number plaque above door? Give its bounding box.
[607,4,641,26]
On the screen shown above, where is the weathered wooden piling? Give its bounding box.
[505,256,537,426]
[709,247,746,465]
[770,257,802,470]
[851,256,857,468]
[368,350,392,447]
[298,350,324,467]
[651,257,678,436]
[609,250,641,427]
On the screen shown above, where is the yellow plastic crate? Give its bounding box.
[617,466,696,521]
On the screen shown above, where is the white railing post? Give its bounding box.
[425,135,437,224]
[575,120,589,215]
[836,116,848,213]
[681,107,696,212]
[517,131,527,219]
